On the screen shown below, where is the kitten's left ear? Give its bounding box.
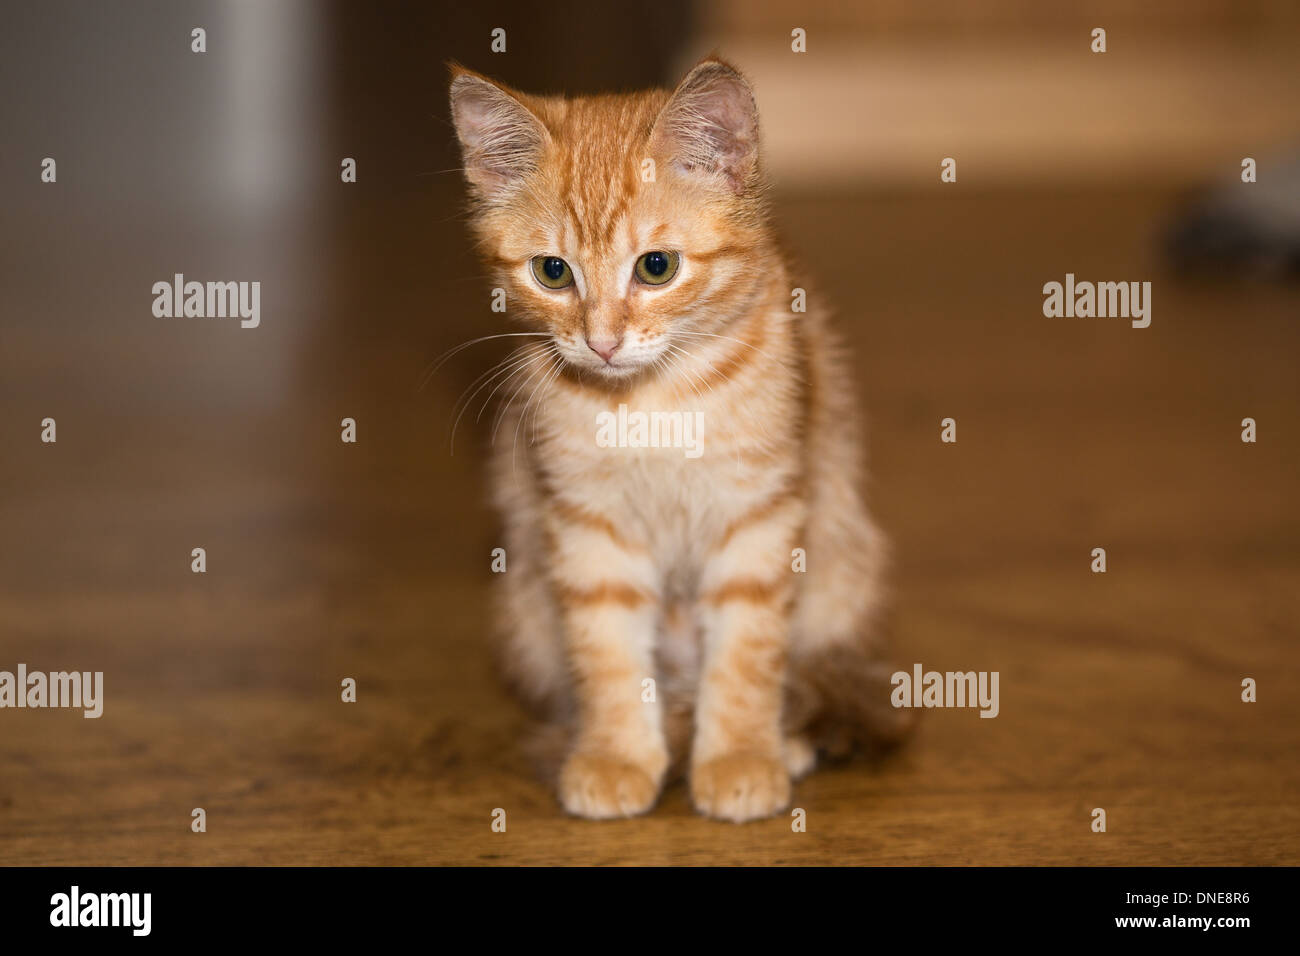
[651,58,760,194]
[448,65,550,201]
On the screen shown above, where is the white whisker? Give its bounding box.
[449,343,550,454]
[420,331,552,391]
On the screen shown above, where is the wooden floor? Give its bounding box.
[2,188,1297,865]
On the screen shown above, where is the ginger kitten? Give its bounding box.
[449,57,910,822]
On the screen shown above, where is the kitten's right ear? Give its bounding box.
[448,66,549,201]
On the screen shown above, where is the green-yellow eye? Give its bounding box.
[634,250,680,286]
[531,256,573,289]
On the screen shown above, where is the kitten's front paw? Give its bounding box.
[558,753,662,819]
[690,753,791,823]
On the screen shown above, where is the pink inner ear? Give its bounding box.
[658,65,758,190]
[451,77,545,191]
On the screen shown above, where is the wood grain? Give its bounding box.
[1,189,1296,865]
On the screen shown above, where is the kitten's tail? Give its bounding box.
[785,631,919,760]
[520,720,570,787]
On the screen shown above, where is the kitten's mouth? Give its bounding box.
[561,342,660,379]
[585,357,645,379]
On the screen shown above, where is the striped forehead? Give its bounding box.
[548,92,667,255]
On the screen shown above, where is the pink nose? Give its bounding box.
[586,338,621,363]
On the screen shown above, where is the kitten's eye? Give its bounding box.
[634,251,680,286]
[530,256,573,290]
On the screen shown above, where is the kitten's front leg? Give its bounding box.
[549,501,667,819]
[691,496,803,822]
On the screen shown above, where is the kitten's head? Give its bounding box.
[449,58,775,382]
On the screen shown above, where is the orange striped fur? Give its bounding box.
[450,57,909,822]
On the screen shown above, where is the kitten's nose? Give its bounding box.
[586,337,621,363]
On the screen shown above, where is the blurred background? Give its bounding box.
[1,0,1297,865]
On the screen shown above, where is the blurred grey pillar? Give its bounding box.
[0,0,331,411]
[222,0,326,224]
